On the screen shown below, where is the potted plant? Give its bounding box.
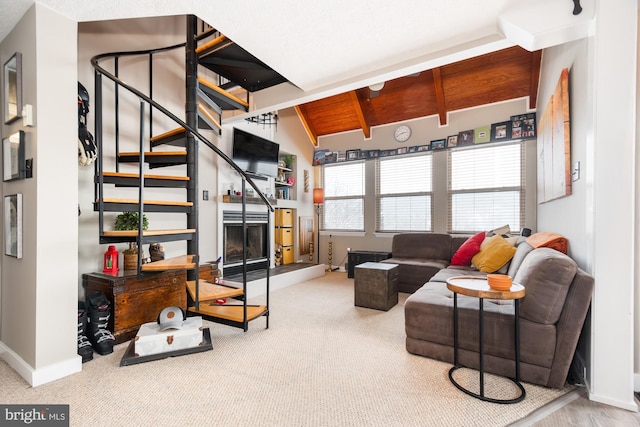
[284,154,294,169]
[114,211,148,270]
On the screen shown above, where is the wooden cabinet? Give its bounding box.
[275,207,295,265]
[82,270,187,344]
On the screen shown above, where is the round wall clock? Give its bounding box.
[394,125,412,142]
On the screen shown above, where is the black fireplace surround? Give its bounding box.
[223,211,269,277]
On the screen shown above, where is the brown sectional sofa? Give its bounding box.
[381,233,468,293]
[382,233,594,389]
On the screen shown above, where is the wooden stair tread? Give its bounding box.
[103,172,189,181]
[186,280,243,301]
[101,198,193,207]
[103,229,196,237]
[195,34,230,54]
[141,255,196,271]
[119,151,186,157]
[150,127,186,143]
[198,104,222,130]
[188,304,267,322]
[198,77,249,108]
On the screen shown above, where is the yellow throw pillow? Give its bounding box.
[472,235,517,273]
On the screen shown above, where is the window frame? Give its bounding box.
[447,141,525,234]
[321,161,366,232]
[375,153,434,233]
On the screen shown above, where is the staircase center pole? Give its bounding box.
[186,15,200,306]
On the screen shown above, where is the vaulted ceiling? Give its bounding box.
[295,46,542,142]
[2,1,590,146]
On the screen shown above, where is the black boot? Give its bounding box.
[86,291,115,355]
[77,301,93,363]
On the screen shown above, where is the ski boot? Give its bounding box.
[77,301,94,363]
[86,291,115,355]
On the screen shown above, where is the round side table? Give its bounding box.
[446,276,526,404]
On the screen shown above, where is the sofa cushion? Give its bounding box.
[382,257,449,292]
[450,232,485,266]
[514,248,577,325]
[507,241,534,277]
[428,266,486,284]
[471,235,517,273]
[390,233,453,260]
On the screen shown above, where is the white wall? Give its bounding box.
[587,1,637,410]
[217,108,317,270]
[315,98,538,268]
[0,4,80,386]
[77,16,194,295]
[537,3,637,411]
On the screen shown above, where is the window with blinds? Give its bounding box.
[448,142,525,234]
[376,154,433,232]
[322,161,365,231]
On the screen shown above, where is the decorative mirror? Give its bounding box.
[3,130,25,181]
[4,52,22,124]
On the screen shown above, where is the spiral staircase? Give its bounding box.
[91,15,285,331]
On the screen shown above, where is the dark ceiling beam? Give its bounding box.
[294,105,318,147]
[529,50,543,109]
[349,91,371,139]
[432,67,447,126]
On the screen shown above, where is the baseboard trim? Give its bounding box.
[0,341,82,387]
[589,390,639,412]
[634,373,640,392]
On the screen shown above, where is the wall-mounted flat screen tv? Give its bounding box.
[232,128,279,179]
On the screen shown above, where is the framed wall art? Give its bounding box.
[3,130,25,181]
[4,52,22,124]
[491,121,512,142]
[457,129,474,145]
[4,193,23,258]
[474,126,491,144]
[537,68,571,203]
[447,135,458,148]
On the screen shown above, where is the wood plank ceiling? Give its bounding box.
[295,46,542,143]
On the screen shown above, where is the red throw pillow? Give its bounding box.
[451,232,486,266]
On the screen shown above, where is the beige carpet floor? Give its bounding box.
[0,272,571,426]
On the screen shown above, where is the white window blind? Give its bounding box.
[322,162,365,231]
[376,154,432,232]
[448,142,525,234]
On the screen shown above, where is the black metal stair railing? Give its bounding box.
[90,35,273,314]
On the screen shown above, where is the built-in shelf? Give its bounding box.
[276,154,296,201]
[222,194,277,205]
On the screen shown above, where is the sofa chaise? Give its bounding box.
[383,232,594,389]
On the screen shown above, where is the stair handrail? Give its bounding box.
[91,48,274,212]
